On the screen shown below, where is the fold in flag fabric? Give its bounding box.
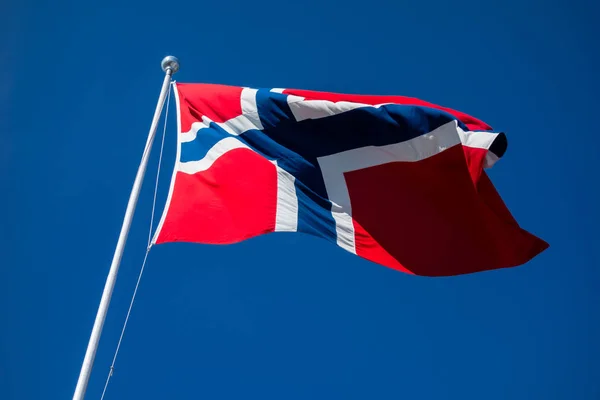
[153,83,548,276]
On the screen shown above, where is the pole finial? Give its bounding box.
[161,56,180,74]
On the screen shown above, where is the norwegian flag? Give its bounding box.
[153,83,547,276]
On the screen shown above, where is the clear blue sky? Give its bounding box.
[1,0,599,399]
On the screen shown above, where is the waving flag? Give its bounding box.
[153,83,547,276]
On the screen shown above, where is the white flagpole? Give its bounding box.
[72,56,180,400]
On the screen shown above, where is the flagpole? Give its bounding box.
[72,56,179,400]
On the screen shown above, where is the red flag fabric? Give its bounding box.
[153,83,548,276]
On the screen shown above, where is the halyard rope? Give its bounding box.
[99,83,172,400]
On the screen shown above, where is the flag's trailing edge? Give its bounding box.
[152,83,548,276]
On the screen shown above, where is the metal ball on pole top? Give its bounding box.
[161,55,180,74]
[72,56,179,400]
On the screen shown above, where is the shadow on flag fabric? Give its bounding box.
[152,83,548,276]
